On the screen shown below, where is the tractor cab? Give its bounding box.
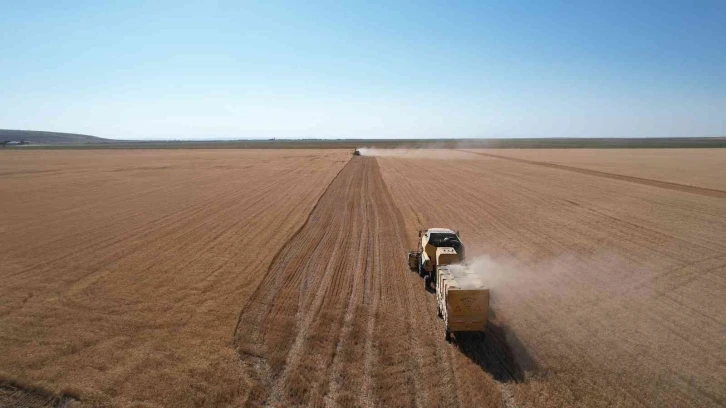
[407,228,465,289]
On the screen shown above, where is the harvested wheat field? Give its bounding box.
[233,156,510,407]
[377,149,726,407]
[0,149,349,406]
[1,148,725,407]
[469,148,726,191]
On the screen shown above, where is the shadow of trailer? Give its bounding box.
[455,311,537,383]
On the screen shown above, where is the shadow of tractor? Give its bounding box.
[452,310,536,383]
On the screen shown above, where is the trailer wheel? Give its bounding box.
[445,330,452,343]
[437,305,442,318]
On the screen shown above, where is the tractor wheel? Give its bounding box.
[418,259,425,277]
[424,274,430,289]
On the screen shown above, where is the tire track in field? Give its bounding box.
[233,157,473,407]
[463,150,726,199]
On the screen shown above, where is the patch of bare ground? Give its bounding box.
[0,149,348,406]
[378,150,726,407]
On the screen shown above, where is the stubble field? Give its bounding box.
[1,148,724,407]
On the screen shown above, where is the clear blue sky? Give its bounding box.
[1,1,724,140]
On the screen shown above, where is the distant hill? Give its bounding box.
[0,129,112,144]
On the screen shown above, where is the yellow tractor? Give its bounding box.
[408,228,489,342]
[407,228,465,289]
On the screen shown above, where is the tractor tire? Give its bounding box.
[424,274,430,289]
[418,259,425,277]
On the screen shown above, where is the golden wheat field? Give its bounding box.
[1,148,725,407]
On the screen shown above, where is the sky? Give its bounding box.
[0,1,724,140]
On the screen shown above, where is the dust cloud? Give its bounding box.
[448,255,528,293]
[447,257,515,289]
[451,252,655,302]
[356,147,477,160]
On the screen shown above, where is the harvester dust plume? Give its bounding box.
[356,147,476,160]
[453,251,655,303]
